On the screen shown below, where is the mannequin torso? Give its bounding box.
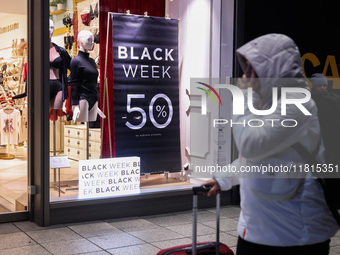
[70,30,102,122]
[49,19,70,109]
[50,42,61,80]
[70,50,98,110]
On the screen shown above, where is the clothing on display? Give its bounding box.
[0,108,21,145]
[50,55,63,69]
[49,109,65,121]
[12,63,28,99]
[91,27,100,44]
[90,2,98,20]
[69,50,98,110]
[81,13,91,26]
[49,79,62,100]
[62,13,73,28]
[21,106,27,142]
[66,86,73,116]
[72,12,78,42]
[50,55,64,100]
[23,62,28,81]
[51,43,72,101]
[64,35,74,50]
[17,39,27,56]
[94,31,99,44]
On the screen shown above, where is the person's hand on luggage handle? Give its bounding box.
[202,178,221,197]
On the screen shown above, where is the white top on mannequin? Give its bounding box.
[49,19,60,80]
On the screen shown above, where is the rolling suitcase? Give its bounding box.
[157,186,234,255]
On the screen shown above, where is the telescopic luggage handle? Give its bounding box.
[192,185,220,255]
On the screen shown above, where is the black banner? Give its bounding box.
[112,13,181,174]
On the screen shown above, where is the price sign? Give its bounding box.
[50,155,71,169]
[112,14,181,174]
[125,93,173,130]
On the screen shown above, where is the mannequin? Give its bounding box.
[17,38,27,56]
[70,30,105,122]
[49,19,71,109]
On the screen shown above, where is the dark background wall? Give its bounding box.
[235,0,340,85]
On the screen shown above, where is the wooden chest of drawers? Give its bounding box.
[64,125,101,160]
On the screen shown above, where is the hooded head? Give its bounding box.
[310,73,329,95]
[310,73,328,87]
[236,34,307,108]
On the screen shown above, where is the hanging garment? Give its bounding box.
[81,13,91,26]
[21,106,27,143]
[0,108,21,145]
[90,2,99,20]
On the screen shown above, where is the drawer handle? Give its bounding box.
[77,131,80,135]
[77,141,80,145]
[89,153,92,157]
[89,143,91,147]
[77,150,80,155]
[68,130,70,134]
[89,133,92,137]
[68,139,70,143]
[68,148,70,152]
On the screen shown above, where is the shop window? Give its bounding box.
[49,0,234,202]
[0,1,28,213]
[49,0,101,200]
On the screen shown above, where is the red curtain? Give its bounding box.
[99,0,166,158]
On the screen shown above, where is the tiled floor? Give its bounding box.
[0,206,340,255]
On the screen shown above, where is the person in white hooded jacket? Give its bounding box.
[203,34,339,255]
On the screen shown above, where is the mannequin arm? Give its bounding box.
[72,105,80,122]
[65,50,71,70]
[69,58,81,105]
[97,108,106,118]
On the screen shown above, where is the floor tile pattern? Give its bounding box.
[0,206,339,254]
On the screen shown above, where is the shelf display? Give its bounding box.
[50,9,68,16]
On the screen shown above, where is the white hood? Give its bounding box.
[236,34,308,108]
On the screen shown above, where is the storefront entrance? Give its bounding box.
[0,0,29,223]
[0,0,237,226]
